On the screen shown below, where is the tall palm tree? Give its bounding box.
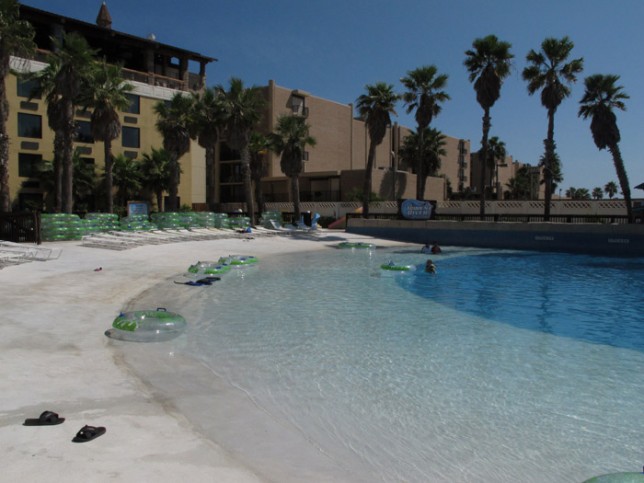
[578,74,633,222]
[154,92,194,211]
[355,82,398,218]
[269,114,316,222]
[82,60,133,213]
[487,136,506,196]
[192,86,227,210]
[30,32,96,213]
[522,36,583,220]
[112,153,141,208]
[464,34,513,218]
[400,65,449,200]
[220,77,265,225]
[399,127,446,196]
[139,148,172,211]
[0,0,35,211]
[249,131,270,215]
[604,181,618,199]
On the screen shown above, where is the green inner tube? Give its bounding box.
[188,262,232,274]
[338,242,374,249]
[380,263,412,271]
[219,255,258,266]
[112,309,186,333]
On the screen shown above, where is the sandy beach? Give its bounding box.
[0,230,400,482]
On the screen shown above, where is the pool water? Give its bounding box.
[127,246,644,482]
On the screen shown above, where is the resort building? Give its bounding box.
[5,2,532,213]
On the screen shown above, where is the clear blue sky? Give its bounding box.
[22,0,644,195]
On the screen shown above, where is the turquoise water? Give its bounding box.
[128,246,644,482]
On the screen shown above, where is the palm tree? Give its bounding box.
[269,114,316,222]
[522,36,583,220]
[400,65,449,200]
[464,34,513,218]
[578,74,633,222]
[192,86,227,210]
[154,92,194,211]
[604,181,618,199]
[139,148,172,211]
[592,187,603,200]
[486,136,506,197]
[0,0,35,211]
[399,127,446,196]
[249,131,270,215]
[82,60,133,213]
[220,77,265,225]
[30,32,96,213]
[355,82,398,218]
[112,153,141,208]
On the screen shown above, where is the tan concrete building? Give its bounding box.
[8,3,213,212]
[6,3,532,214]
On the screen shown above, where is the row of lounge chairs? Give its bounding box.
[0,241,61,269]
[80,225,293,250]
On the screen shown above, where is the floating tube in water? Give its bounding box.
[105,308,187,342]
[380,261,415,272]
[583,473,644,483]
[337,242,375,249]
[188,261,231,275]
[219,255,258,267]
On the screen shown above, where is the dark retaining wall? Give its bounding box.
[346,219,644,257]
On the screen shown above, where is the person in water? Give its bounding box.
[425,259,437,273]
[431,241,442,254]
[421,243,431,254]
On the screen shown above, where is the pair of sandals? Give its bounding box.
[23,411,106,443]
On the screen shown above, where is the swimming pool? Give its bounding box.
[123,245,644,482]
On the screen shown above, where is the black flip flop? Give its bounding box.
[23,410,65,426]
[72,425,106,443]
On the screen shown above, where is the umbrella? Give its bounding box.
[635,182,644,190]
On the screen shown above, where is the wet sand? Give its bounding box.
[0,230,399,482]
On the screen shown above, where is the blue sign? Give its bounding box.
[400,199,435,220]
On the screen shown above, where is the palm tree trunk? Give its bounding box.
[155,190,163,212]
[167,153,179,212]
[104,139,113,213]
[362,141,377,218]
[241,145,255,225]
[416,127,424,200]
[53,133,63,213]
[291,175,301,221]
[205,144,216,210]
[543,109,555,221]
[608,143,633,223]
[0,75,9,212]
[479,110,490,219]
[62,114,75,213]
[0,132,9,212]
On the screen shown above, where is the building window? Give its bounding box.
[17,113,42,138]
[17,78,40,99]
[18,153,42,177]
[122,126,140,148]
[125,93,140,114]
[74,120,94,143]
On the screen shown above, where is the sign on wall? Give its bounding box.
[399,199,436,220]
[127,201,149,217]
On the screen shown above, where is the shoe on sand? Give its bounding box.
[23,410,65,426]
[72,425,106,443]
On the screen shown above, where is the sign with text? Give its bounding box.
[399,199,436,220]
[127,201,149,217]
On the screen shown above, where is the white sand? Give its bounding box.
[0,230,398,482]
